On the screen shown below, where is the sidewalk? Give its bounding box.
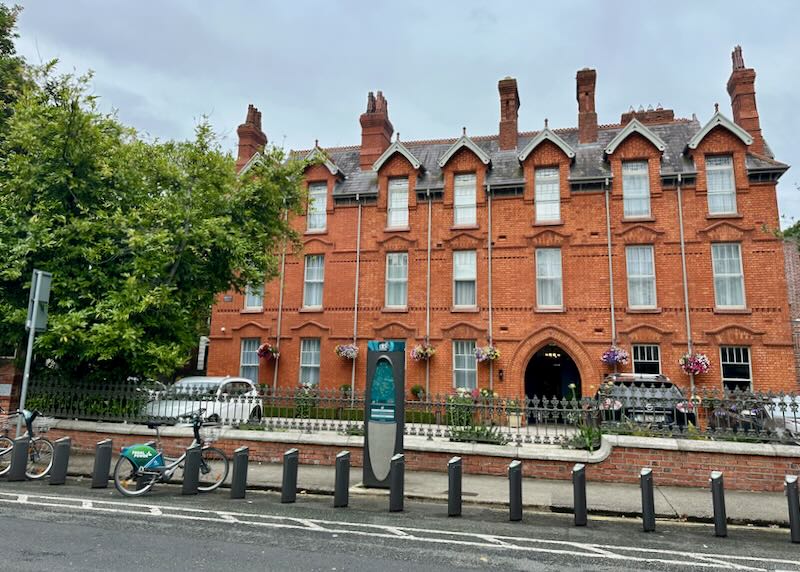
[63,453,792,526]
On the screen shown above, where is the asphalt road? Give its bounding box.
[0,480,797,572]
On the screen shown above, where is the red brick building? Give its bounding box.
[208,47,796,399]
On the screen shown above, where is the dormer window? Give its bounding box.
[387,177,409,228]
[454,173,477,226]
[622,161,650,218]
[307,182,327,231]
[706,155,736,215]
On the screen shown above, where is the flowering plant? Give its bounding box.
[334,344,359,360]
[257,342,279,360]
[410,344,436,362]
[474,345,500,363]
[601,346,629,366]
[679,352,710,376]
[479,387,499,400]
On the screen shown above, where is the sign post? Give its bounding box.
[17,269,52,437]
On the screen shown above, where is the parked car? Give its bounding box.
[597,373,696,427]
[141,376,263,425]
[709,395,800,444]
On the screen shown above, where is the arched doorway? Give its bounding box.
[524,343,581,399]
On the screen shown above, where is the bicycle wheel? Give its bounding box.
[25,437,54,479]
[0,436,13,476]
[197,447,229,492]
[113,456,157,496]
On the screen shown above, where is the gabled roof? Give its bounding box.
[517,127,576,162]
[372,140,423,172]
[238,151,263,176]
[686,111,753,150]
[437,132,492,168]
[604,118,667,155]
[305,146,342,176]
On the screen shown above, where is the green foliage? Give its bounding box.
[449,424,506,445]
[445,394,474,427]
[410,384,425,400]
[0,4,27,136]
[0,63,305,382]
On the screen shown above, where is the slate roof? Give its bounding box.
[297,119,787,197]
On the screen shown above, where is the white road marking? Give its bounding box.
[1,491,796,571]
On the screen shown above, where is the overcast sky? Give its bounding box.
[13,0,800,224]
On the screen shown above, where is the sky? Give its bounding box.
[12,0,800,224]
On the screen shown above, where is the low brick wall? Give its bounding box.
[43,422,800,493]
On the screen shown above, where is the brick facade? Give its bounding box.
[208,48,796,399]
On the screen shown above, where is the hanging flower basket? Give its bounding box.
[679,352,710,376]
[257,342,279,361]
[601,346,629,366]
[411,344,436,362]
[334,344,359,360]
[474,345,500,363]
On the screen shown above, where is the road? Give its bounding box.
[0,480,797,571]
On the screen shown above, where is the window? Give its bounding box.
[385,252,408,308]
[721,346,751,391]
[387,178,409,228]
[307,182,327,231]
[454,173,477,225]
[244,283,264,309]
[453,250,477,307]
[711,243,745,308]
[453,340,477,390]
[622,161,650,218]
[299,338,321,386]
[303,254,324,308]
[536,248,563,308]
[626,245,656,308]
[633,344,661,374]
[706,155,736,215]
[239,338,259,384]
[535,167,560,222]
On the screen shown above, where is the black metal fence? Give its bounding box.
[22,380,800,448]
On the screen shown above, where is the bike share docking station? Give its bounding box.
[362,341,405,488]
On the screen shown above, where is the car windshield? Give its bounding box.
[605,381,684,400]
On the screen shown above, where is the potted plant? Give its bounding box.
[505,398,523,428]
[601,345,629,366]
[474,345,500,363]
[410,384,426,401]
[411,344,436,362]
[679,352,710,376]
[257,342,279,361]
[334,343,359,360]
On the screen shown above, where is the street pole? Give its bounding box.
[17,272,43,437]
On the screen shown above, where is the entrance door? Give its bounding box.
[524,344,581,399]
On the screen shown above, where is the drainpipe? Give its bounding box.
[272,204,288,394]
[676,173,695,397]
[487,184,493,390]
[350,194,363,403]
[604,177,617,345]
[425,188,432,397]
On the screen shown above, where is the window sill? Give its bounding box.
[450,224,480,231]
[622,216,655,223]
[240,308,264,314]
[535,307,565,313]
[451,306,480,313]
[299,307,324,313]
[626,307,661,314]
[713,307,751,315]
[382,306,408,313]
[304,229,327,235]
[706,213,743,220]
[384,226,411,233]
[533,220,563,227]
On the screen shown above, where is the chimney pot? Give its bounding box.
[726,45,764,154]
[236,103,267,172]
[359,90,393,169]
[576,68,598,143]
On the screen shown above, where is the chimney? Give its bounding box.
[498,77,520,150]
[576,68,598,144]
[236,104,267,171]
[359,91,393,169]
[726,45,764,154]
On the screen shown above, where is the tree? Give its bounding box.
[0,3,27,136]
[0,67,306,382]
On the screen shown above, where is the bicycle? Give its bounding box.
[113,408,229,496]
[0,406,55,479]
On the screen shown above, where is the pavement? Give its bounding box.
[61,452,795,527]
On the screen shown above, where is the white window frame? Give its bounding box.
[535,167,560,223]
[453,250,477,308]
[385,252,408,308]
[706,155,737,215]
[299,338,321,386]
[622,160,651,218]
[711,243,746,309]
[632,344,661,374]
[536,248,563,309]
[307,182,327,231]
[720,346,752,392]
[303,254,324,308]
[452,340,477,390]
[453,173,477,226]
[239,338,260,384]
[625,245,657,309]
[387,177,409,228]
[244,283,264,310]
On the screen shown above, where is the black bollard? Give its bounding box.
[509,459,522,522]
[787,475,800,544]
[710,471,727,538]
[182,444,201,495]
[49,437,71,486]
[389,454,405,512]
[640,468,656,532]
[230,446,249,500]
[333,450,350,508]
[7,436,30,482]
[91,439,112,489]
[448,456,462,517]
[281,448,299,504]
[573,463,587,527]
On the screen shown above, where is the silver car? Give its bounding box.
[141,376,263,425]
